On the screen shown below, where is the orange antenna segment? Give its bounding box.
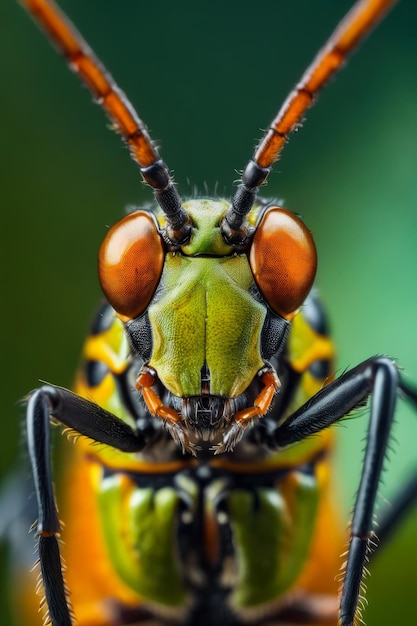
[255,0,398,168]
[20,0,191,244]
[222,0,399,245]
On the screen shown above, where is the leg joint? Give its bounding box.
[31,384,61,413]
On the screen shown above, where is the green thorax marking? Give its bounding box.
[149,200,265,398]
[227,472,320,608]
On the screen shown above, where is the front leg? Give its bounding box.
[26,384,148,626]
[259,356,400,626]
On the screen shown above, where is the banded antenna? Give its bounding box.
[20,0,191,245]
[221,0,399,245]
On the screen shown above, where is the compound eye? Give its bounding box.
[98,211,164,320]
[249,207,317,319]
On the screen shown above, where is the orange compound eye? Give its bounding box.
[249,207,317,319]
[98,211,164,320]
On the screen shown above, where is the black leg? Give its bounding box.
[372,474,417,552]
[26,384,148,626]
[339,360,397,626]
[368,375,417,555]
[261,357,403,626]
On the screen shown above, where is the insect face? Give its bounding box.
[1,2,417,626]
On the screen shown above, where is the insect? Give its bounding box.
[3,0,416,623]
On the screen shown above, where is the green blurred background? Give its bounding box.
[1,0,416,624]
